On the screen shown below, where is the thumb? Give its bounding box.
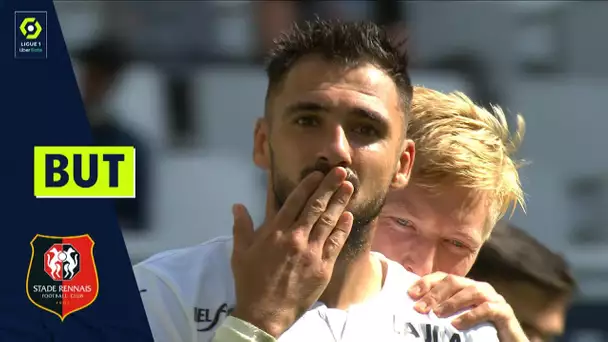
[232,204,254,252]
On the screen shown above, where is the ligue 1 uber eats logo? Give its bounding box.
[14,11,47,59]
[20,17,42,40]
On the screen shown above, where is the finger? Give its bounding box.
[451,301,503,330]
[295,167,347,232]
[322,211,353,262]
[265,172,279,221]
[308,181,354,245]
[414,275,468,315]
[273,171,325,227]
[408,271,449,299]
[232,204,254,253]
[434,286,489,318]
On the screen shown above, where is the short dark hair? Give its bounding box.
[265,18,412,119]
[468,222,577,297]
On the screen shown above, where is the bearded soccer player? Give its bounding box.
[372,87,530,341]
[133,20,499,342]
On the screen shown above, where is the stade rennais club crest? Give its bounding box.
[26,234,99,321]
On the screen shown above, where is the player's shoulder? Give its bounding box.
[134,236,237,340]
[136,235,233,271]
[133,235,235,299]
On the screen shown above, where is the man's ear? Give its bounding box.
[391,139,415,189]
[253,118,271,170]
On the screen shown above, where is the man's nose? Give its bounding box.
[316,125,352,167]
[404,240,437,276]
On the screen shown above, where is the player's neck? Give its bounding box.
[318,247,385,310]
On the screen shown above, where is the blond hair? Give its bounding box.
[408,87,526,238]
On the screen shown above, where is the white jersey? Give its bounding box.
[134,236,499,342]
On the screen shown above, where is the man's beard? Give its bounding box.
[270,155,390,261]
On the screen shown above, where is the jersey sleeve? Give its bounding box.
[133,264,194,342]
[211,316,276,342]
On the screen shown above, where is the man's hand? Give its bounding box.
[408,272,529,342]
[230,168,354,338]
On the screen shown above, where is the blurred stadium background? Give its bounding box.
[55,2,608,340]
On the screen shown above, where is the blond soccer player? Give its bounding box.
[374,87,529,342]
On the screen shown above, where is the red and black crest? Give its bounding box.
[26,234,99,321]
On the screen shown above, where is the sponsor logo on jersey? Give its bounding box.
[194,303,234,331]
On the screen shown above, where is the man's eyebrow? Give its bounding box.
[452,230,483,247]
[286,101,388,124]
[350,107,388,127]
[285,101,328,116]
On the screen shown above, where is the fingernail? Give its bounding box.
[232,204,243,218]
[415,302,427,312]
[435,305,444,316]
[409,286,420,297]
[452,318,462,329]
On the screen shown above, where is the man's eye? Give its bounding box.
[295,116,319,127]
[394,217,413,228]
[447,239,466,249]
[352,125,379,137]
